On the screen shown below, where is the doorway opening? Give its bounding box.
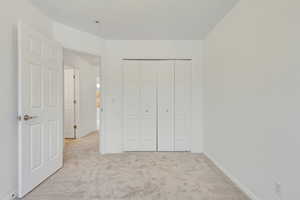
[63,49,102,154]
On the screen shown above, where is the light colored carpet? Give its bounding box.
[23,132,250,200]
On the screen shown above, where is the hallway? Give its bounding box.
[22,132,248,200]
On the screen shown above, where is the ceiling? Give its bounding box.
[30,0,239,40]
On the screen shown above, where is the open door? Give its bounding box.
[18,22,63,197]
[64,68,79,139]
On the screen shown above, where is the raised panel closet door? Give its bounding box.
[123,61,140,151]
[174,60,192,151]
[139,61,157,151]
[157,61,174,151]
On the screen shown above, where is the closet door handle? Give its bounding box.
[145,110,149,113]
[23,114,38,121]
[166,109,169,113]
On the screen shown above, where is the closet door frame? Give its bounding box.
[122,59,192,152]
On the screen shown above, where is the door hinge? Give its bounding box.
[73,125,77,129]
[73,100,77,104]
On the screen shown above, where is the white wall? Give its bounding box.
[64,50,98,138]
[204,0,300,199]
[0,0,54,199]
[103,40,203,153]
[53,22,105,56]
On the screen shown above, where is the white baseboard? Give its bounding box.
[204,152,260,200]
[0,190,17,200]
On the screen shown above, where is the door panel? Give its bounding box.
[123,61,140,151]
[18,23,63,197]
[30,124,43,170]
[49,120,59,160]
[30,64,42,108]
[157,61,174,151]
[139,62,157,151]
[48,69,58,107]
[174,61,192,151]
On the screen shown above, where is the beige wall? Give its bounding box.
[204,0,300,199]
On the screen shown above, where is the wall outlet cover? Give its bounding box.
[274,182,282,200]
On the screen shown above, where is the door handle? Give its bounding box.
[23,114,38,121]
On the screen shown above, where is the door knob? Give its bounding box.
[145,110,149,113]
[166,109,169,113]
[23,114,37,121]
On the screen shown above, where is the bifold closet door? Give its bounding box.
[123,60,191,152]
[64,69,80,139]
[123,61,140,151]
[157,61,174,151]
[174,60,192,151]
[123,61,157,151]
[139,61,157,151]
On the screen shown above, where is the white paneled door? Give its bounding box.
[18,23,63,197]
[123,61,157,151]
[174,61,192,151]
[157,61,174,151]
[123,60,191,152]
[140,61,157,151]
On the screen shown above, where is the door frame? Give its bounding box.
[62,48,104,153]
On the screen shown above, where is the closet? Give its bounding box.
[123,60,192,152]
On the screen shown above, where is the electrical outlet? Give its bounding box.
[274,182,282,200]
[10,192,17,200]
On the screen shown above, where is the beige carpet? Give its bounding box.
[23,132,250,200]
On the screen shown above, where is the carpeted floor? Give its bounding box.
[23,132,250,200]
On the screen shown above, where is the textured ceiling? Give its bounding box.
[30,0,239,40]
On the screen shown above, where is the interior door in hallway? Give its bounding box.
[18,23,63,197]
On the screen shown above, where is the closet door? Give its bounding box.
[123,61,140,151]
[157,61,174,151]
[174,60,192,151]
[139,61,157,151]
